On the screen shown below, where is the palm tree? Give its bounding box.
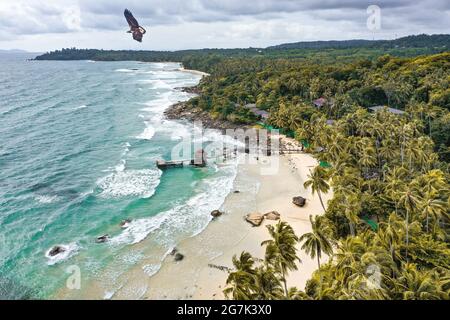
[304,166,330,211]
[398,187,420,261]
[424,106,438,139]
[261,221,300,296]
[299,215,333,269]
[224,252,257,300]
[397,263,445,300]
[253,265,284,300]
[343,192,362,236]
[375,213,404,265]
[385,167,408,214]
[420,194,446,233]
[334,237,367,280]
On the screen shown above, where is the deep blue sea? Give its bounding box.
[0,53,236,299]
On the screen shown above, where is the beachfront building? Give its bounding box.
[242,103,270,122]
[313,97,327,108]
[368,105,406,115]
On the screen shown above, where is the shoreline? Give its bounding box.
[138,146,333,299]
[177,67,210,77]
[55,66,332,300]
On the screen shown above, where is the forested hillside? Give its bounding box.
[219,52,450,300]
[190,53,450,161]
[269,34,450,49]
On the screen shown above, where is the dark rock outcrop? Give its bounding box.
[174,253,184,261]
[211,210,223,218]
[48,246,65,257]
[164,102,248,131]
[96,235,110,243]
[293,196,307,207]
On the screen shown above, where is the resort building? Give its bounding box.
[243,103,270,121]
[368,105,406,115]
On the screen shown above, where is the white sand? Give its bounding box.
[178,67,210,77]
[138,142,333,299]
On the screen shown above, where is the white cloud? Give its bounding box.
[0,0,448,51]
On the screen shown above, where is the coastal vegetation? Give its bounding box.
[35,34,450,300]
[221,53,450,300]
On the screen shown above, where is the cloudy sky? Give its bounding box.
[0,0,449,52]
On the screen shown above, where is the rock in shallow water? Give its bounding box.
[96,234,110,243]
[48,246,66,257]
[211,210,223,218]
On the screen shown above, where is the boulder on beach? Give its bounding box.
[211,210,223,218]
[170,248,178,256]
[245,213,264,227]
[48,245,66,257]
[174,253,184,261]
[233,190,240,194]
[293,196,307,207]
[96,234,110,243]
[264,211,280,220]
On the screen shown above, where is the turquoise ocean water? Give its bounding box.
[0,53,237,299]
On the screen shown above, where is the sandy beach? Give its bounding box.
[134,136,333,300]
[178,67,210,77]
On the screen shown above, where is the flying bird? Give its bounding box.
[124,9,146,42]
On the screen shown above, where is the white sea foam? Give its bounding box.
[115,159,126,172]
[74,105,87,110]
[136,125,155,140]
[45,242,80,266]
[97,168,161,199]
[110,163,237,245]
[141,94,174,113]
[35,194,60,204]
[138,79,173,90]
[115,68,135,73]
[80,189,94,198]
[194,129,245,148]
[142,263,161,277]
[122,142,131,156]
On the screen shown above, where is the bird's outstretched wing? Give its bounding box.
[124,9,139,28]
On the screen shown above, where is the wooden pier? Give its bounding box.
[156,150,207,170]
[156,160,185,169]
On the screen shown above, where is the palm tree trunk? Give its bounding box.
[428,115,432,138]
[318,191,326,211]
[317,254,321,269]
[349,222,355,237]
[405,210,409,262]
[282,270,288,297]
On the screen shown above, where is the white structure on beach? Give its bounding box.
[369,105,406,115]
